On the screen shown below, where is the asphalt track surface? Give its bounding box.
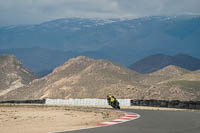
[56,109,200,133]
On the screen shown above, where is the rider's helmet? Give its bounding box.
[107,93,112,98]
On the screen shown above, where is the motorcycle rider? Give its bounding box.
[107,93,117,106]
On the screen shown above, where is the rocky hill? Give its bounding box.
[0,55,38,97]
[129,54,200,74]
[140,65,190,85]
[0,56,145,100]
[1,56,200,101]
[143,70,200,101]
[0,48,78,76]
[150,65,190,78]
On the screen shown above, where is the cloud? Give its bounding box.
[117,0,200,16]
[0,0,200,26]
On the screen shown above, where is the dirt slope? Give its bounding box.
[0,56,144,100]
[0,55,38,97]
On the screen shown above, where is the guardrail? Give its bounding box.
[131,100,200,110]
[0,99,46,104]
[0,99,199,110]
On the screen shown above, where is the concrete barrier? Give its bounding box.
[45,98,131,106]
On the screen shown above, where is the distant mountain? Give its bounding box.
[0,55,38,97]
[0,56,144,100]
[129,54,200,74]
[0,18,119,51]
[0,15,200,66]
[37,69,53,77]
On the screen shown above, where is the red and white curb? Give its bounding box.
[96,110,140,127]
[53,110,140,133]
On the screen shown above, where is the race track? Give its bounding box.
[56,109,200,133]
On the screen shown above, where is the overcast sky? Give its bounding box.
[0,0,200,26]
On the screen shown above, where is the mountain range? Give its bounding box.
[0,56,144,100]
[0,55,199,101]
[0,15,200,74]
[129,54,200,74]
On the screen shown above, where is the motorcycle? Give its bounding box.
[110,99,120,109]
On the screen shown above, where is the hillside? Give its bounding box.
[129,54,200,74]
[0,48,113,76]
[150,65,190,78]
[140,65,190,85]
[1,56,200,101]
[0,55,38,97]
[0,48,78,76]
[0,56,145,100]
[141,69,200,101]
[0,56,200,101]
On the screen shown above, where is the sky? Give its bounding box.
[0,0,200,26]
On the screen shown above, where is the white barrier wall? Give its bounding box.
[45,98,131,106]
